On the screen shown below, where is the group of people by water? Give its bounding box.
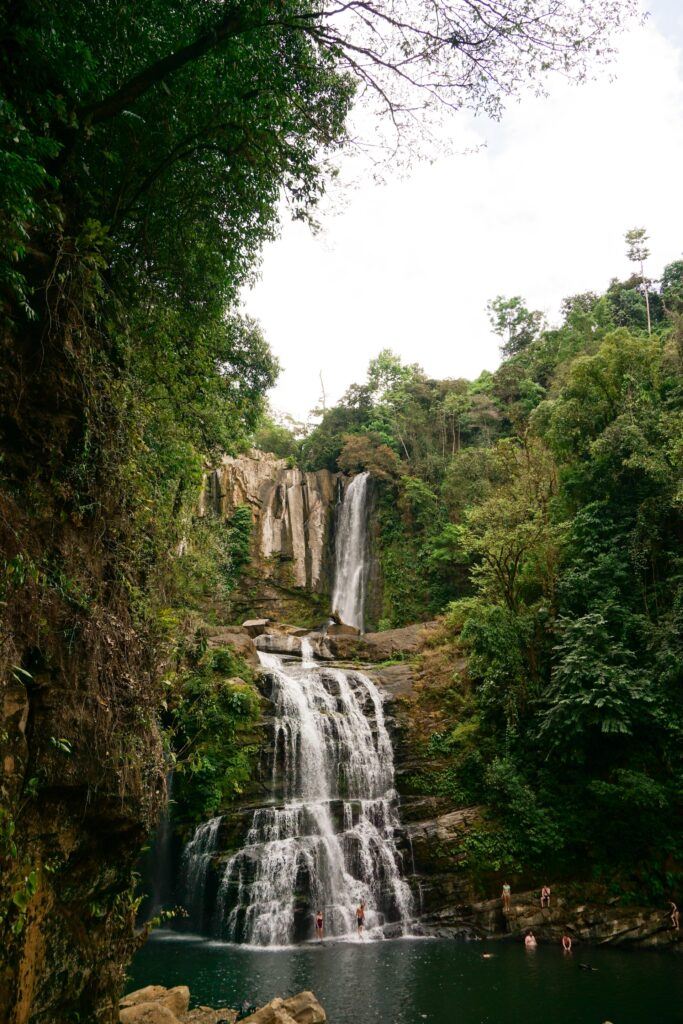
[314,901,367,941]
[501,881,552,914]
[312,887,680,945]
[501,882,680,950]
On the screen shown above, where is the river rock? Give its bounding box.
[241,992,325,1024]
[119,1002,180,1024]
[181,1008,237,1024]
[255,633,303,657]
[121,985,189,1019]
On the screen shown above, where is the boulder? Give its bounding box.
[255,634,303,657]
[315,621,440,662]
[281,991,327,1024]
[119,1002,179,1024]
[326,621,360,637]
[270,623,311,637]
[121,987,169,1008]
[370,663,414,698]
[120,985,189,1020]
[206,628,259,666]
[161,988,191,1017]
[242,618,271,638]
[362,622,440,659]
[241,992,325,1024]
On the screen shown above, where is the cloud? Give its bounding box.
[243,18,683,422]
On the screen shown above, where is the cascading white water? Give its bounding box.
[331,471,370,632]
[214,650,413,944]
[180,470,412,945]
[180,816,222,930]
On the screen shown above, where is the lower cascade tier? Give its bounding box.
[179,650,414,945]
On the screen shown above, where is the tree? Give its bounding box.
[624,227,652,335]
[337,431,402,480]
[487,295,545,359]
[455,440,561,614]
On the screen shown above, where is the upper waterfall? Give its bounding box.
[331,472,370,632]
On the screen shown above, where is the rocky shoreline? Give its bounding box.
[119,986,326,1024]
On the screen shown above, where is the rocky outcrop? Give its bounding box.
[201,452,339,597]
[246,621,439,664]
[198,454,387,628]
[119,988,325,1024]
[416,884,683,949]
[205,626,260,666]
[312,621,440,661]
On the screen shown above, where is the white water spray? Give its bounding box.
[215,652,413,944]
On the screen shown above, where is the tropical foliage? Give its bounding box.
[280,260,683,894]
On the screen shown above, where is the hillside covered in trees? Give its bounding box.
[256,260,683,893]
[0,0,674,1020]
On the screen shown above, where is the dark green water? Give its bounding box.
[129,932,683,1023]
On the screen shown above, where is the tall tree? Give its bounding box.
[487,295,545,359]
[624,226,652,335]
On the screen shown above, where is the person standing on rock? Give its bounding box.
[541,884,551,909]
[502,882,511,912]
[315,910,324,941]
[669,901,679,930]
[356,901,366,935]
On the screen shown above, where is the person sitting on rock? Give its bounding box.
[502,882,511,912]
[540,884,551,909]
[562,932,572,952]
[524,930,537,949]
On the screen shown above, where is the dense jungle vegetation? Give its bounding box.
[261,262,683,896]
[0,0,662,1018]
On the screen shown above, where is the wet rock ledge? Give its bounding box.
[120,986,326,1024]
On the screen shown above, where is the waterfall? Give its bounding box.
[214,650,413,944]
[179,468,413,945]
[331,472,370,632]
[180,816,222,932]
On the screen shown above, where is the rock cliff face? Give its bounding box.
[201,452,339,623]
[201,453,383,628]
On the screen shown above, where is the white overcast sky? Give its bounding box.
[243,0,683,422]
